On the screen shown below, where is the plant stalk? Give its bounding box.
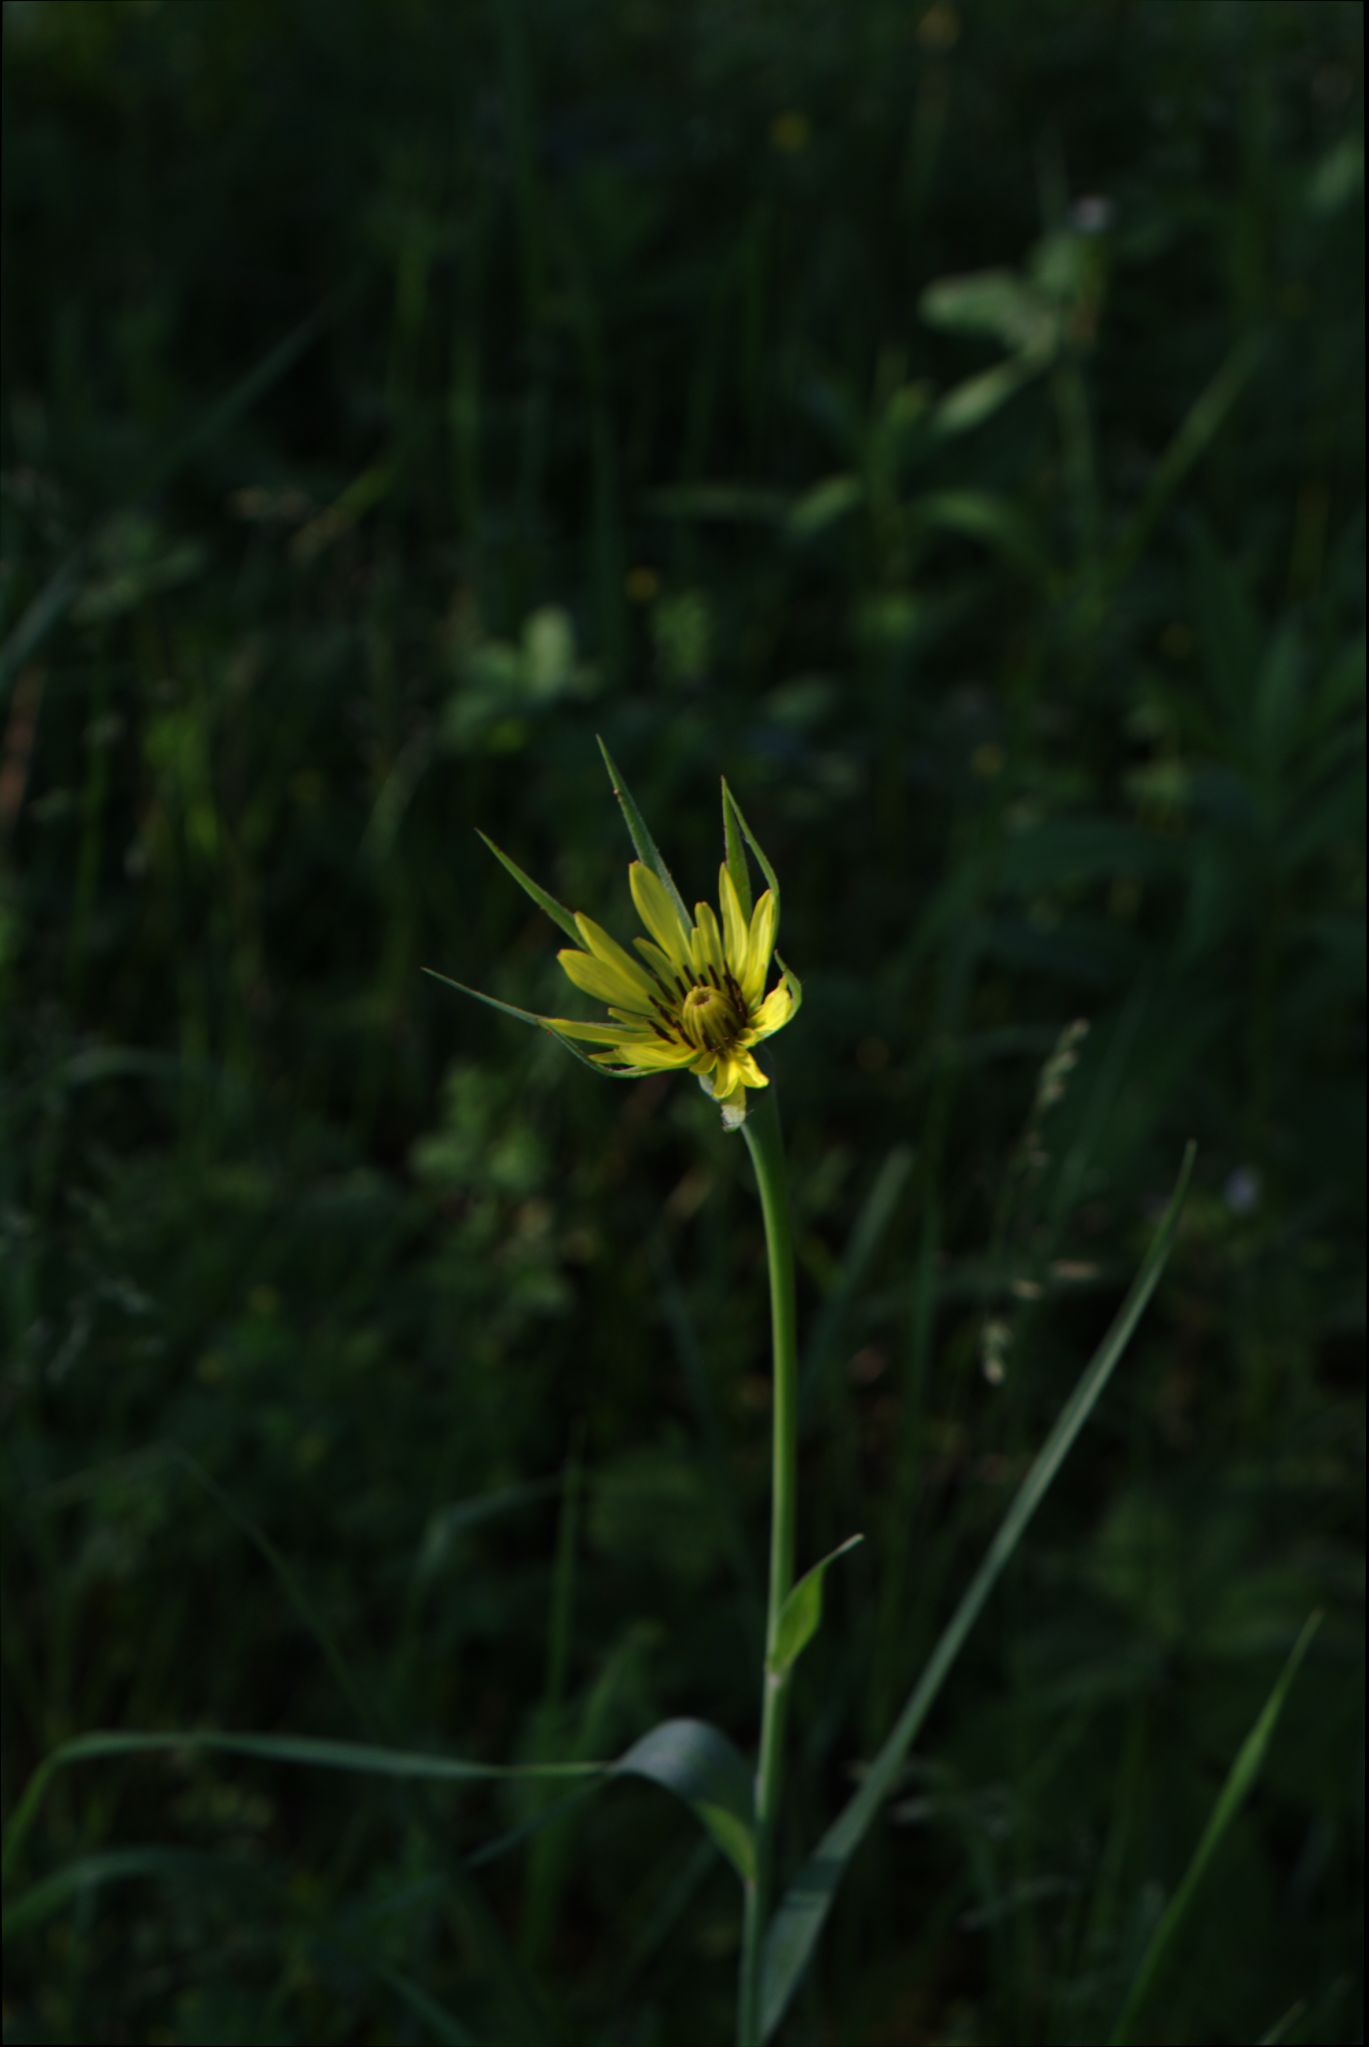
[737,1088,800,2047]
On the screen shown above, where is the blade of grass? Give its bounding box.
[760,1142,1196,2040]
[4,1717,757,1893]
[1109,1610,1322,2045]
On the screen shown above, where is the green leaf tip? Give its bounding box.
[721,777,754,921]
[474,831,583,943]
[768,1535,865,1678]
[595,736,692,928]
[720,777,781,929]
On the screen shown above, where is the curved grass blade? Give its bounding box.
[4,1718,756,1892]
[477,831,583,943]
[769,1535,864,1678]
[1110,1610,1322,2045]
[614,1718,757,1885]
[421,969,638,1078]
[760,1142,1196,2040]
[596,736,692,928]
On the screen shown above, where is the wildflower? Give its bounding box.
[430,746,800,1127]
[548,858,796,1114]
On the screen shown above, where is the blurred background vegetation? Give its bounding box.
[2,1,1364,2041]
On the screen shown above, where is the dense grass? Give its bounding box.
[2,2,1364,2042]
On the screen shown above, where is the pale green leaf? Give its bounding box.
[769,1536,864,1677]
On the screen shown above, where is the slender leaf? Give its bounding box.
[722,778,754,921]
[760,1143,1196,2040]
[421,968,638,1078]
[4,1718,756,1893]
[596,736,692,927]
[721,779,781,926]
[477,831,583,943]
[1110,1610,1322,2045]
[769,1536,865,1678]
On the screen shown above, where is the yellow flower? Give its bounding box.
[546,859,796,1114]
[431,750,801,1128]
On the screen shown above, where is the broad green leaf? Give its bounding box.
[722,779,754,922]
[760,1143,1196,2041]
[1110,1610,1322,2045]
[476,831,583,942]
[769,1536,865,1677]
[421,968,638,1079]
[596,736,692,929]
[614,1718,757,1885]
[720,780,781,928]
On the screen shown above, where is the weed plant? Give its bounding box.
[2,2,1364,2043]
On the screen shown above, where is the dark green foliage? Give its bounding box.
[2,1,1362,2042]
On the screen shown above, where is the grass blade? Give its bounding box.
[760,1142,1196,2040]
[1110,1610,1322,2045]
[4,1717,756,1892]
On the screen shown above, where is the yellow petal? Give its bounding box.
[692,901,725,979]
[745,981,795,1042]
[629,862,692,967]
[633,936,691,997]
[558,948,654,1012]
[718,864,749,977]
[613,1037,698,1071]
[742,890,777,1004]
[730,1048,768,1089]
[574,913,657,999]
[545,1017,651,1046]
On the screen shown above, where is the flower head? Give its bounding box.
[548,859,796,1117]
[431,747,801,1128]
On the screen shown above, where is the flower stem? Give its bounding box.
[737,1088,800,2047]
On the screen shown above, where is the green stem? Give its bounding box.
[737,1089,800,2047]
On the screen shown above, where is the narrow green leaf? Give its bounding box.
[4,1718,756,1894]
[421,969,638,1079]
[476,831,583,943]
[596,737,692,927]
[3,1847,230,1941]
[720,781,781,927]
[760,1143,1196,2041]
[722,779,753,922]
[1110,1610,1322,2045]
[769,1536,865,1678]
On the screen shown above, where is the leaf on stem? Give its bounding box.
[768,1536,865,1678]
